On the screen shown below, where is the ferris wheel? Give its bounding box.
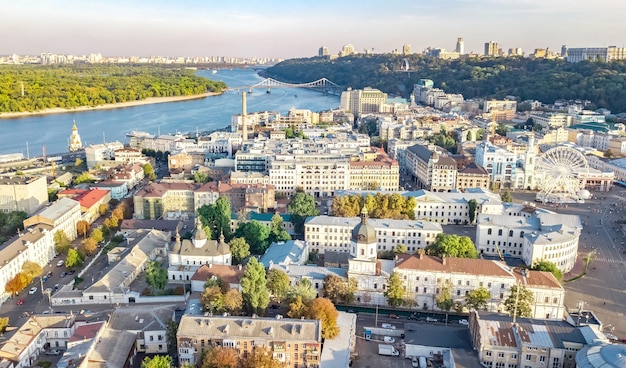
[535,146,589,201]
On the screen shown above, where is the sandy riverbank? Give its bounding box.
[0,92,221,120]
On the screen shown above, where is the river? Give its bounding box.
[0,69,340,156]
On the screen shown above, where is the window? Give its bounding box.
[552,358,560,368]
[540,356,546,362]
[496,363,505,368]
[509,230,514,237]
[498,353,505,358]
[488,229,492,235]
[486,351,492,357]
[526,355,531,361]
[498,229,503,236]
[511,354,517,359]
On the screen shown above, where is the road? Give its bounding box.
[511,190,626,339]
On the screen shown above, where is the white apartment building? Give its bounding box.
[475,134,536,190]
[394,254,565,319]
[484,100,517,112]
[476,204,582,273]
[340,87,388,117]
[0,175,48,215]
[108,305,175,354]
[567,46,626,62]
[530,112,572,128]
[84,141,125,169]
[23,197,81,242]
[269,156,350,197]
[304,215,442,254]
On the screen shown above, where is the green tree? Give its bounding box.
[53,230,71,254]
[198,197,232,240]
[504,284,534,318]
[468,199,478,224]
[286,278,317,304]
[310,297,340,339]
[268,214,291,244]
[465,286,491,311]
[426,233,478,258]
[165,319,178,353]
[145,261,168,290]
[90,228,104,243]
[530,261,563,282]
[393,244,407,254]
[287,192,319,234]
[65,248,83,268]
[501,191,513,203]
[73,171,94,184]
[193,171,211,184]
[234,220,270,254]
[384,272,406,307]
[98,203,109,216]
[141,355,173,368]
[0,317,8,335]
[228,237,250,265]
[240,258,270,315]
[267,268,291,301]
[143,163,157,181]
[436,280,454,311]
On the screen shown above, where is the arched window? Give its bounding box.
[520,231,525,238]
[488,229,492,235]
[498,229,503,236]
[509,230,514,237]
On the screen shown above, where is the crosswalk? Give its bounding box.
[595,257,626,264]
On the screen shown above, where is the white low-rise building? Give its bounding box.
[476,204,582,273]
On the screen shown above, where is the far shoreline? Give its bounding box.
[0,92,221,120]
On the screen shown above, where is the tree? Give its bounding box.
[143,163,157,181]
[267,268,291,301]
[531,261,563,282]
[98,203,109,216]
[141,355,173,368]
[21,261,42,281]
[5,272,29,295]
[285,278,317,304]
[468,199,478,224]
[73,171,94,184]
[54,230,71,254]
[268,214,291,244]
[76,220,90,238]
[393,244,407,254]
[322,275,344,304]
[204,277,229,294]
[501,191,513,203]
[240,258,270,315]
[342,278,358,304]
[287,192,319,234]
[228,237,250,265]
[223,289,243,315]
[309,297,340,339]
[81,238,98,255]
[465,286,491,311]
[384,272,406,307]
[201,286,225,314]
[238,347,284,368]
[234,220,270,254]
[65,248,83,268]
[145,261,168,290]
[503,284,534,318]
[198,197,232,240]
[90,228,104,243]
[193,171,211,184]
[201,346,239,368]
[165,319,178,353]
[287,295,309,318]
[0,317,8,335]
[104,216,119,230]
[436,280,454,311]
[425,233,478,259]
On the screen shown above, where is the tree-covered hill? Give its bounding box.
[0,65,227,113]
[264,55,626,113]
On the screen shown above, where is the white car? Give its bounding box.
[412,357,419,368]
[28,287,37,295]
[56,260,64,267]
[383,336,395,343]
[426,316,438,322]
[381,323,396,330]
[458,319,469,326]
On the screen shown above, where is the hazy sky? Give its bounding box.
[2,0,625,59]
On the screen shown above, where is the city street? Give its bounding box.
[511,190,626,339]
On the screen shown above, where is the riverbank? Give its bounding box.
[0,92,221,120]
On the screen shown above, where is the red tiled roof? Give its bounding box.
[514,269,562,289]
[191,264,243,285]
[395,254,512,277]
[70,321,105,342]
[58,188,109,209]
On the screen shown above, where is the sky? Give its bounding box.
[2,0,626,60]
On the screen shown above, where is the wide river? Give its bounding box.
[0,69,340,156]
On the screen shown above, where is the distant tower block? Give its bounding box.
[68,119,83,152]
[456,37,464,55]
[241,92,248,141]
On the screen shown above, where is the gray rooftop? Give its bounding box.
[33,197,80,222]
[404,323,472,349]
[260,240,308,268]
[269,264,347,280]
[85,328,137,368]
[108,304,175,332]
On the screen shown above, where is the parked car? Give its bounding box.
[458,319,469,326]
[389,314,400,319]
[68,270,76,275]
[60,272,68,278]
[28,287,37,295]
[16,298,24,305]
[54,284,60,290]
[42,276,49,283]
[45,349,61,356]
[383,336,396,343]
[407,313,419,320]
[412,357,419,368]
[426,316,438,322]
[381,323,396,330]
[47,271,53,278]
[56,260,64,267]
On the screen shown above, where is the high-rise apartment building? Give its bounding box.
[340,87,387,117]
[566,46,626,63]
[484,41,500,57]
[402,44,411,55]
[318,46,329,57]
[455,37,464,55]
[0,175,48,215]
[339,44,355,57]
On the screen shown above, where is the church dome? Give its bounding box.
[192,219,208,248]
[352,206,377,243]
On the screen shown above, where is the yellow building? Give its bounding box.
[348,147,400,190]
[177,315,322,367]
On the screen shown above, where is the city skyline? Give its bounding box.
[2,0,626,59]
